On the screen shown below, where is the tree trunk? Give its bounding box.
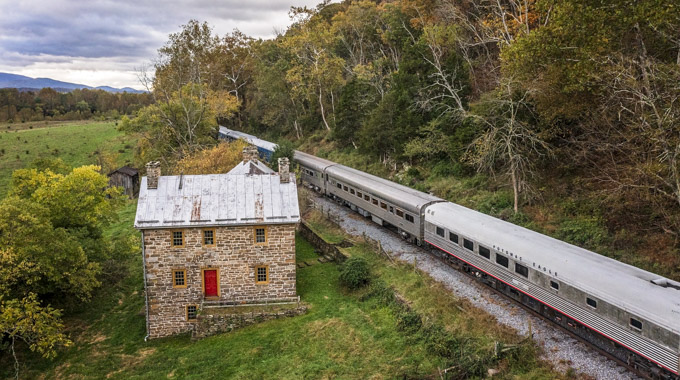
[511,167,519,214]
[319,88,330,131]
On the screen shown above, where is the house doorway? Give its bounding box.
[203,269,219,297]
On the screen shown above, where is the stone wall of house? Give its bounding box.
[142,223,297,338]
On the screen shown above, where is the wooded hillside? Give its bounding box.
[129,0,679,278]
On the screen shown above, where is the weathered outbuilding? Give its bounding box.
[108,166,139,199]
[134,149,299,339]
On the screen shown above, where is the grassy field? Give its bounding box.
[0,120,134,196]
[1,201,563,379]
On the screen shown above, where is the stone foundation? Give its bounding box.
[192,304,308,340]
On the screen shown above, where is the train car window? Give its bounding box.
[380,202,387,210]
[495,254,509,268]
[350,188,355,195]
[630,318,643,330]
[479,246,491,259]
[337,183,342,189]
[364,194,370,201]
[436,226,445,237]
[463,238,474,251]
[372,198,379,205]
[405,214,415,223]
[515,263,528,277]
[389,206,394,213]
[586,298,597,308]
[326,174,329,181]
[396,209,404,218]
[357,191,362,198]
[449,232,458,244]
[343,185,348,191]
[550,281,559,290]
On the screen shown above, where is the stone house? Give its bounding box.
[134,148,300,339]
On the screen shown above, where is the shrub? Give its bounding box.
[339,256,371,290]
[360,279,395,305]
[396,310,422,333]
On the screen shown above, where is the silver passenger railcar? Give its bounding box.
[424,202,680,379]
[294,151,336,194]
[324,165,442,243]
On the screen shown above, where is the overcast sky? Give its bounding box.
[0,0,322,89]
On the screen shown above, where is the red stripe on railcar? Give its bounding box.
[425,239,679,375]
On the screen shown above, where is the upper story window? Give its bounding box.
[436,226,445,237]
[171,230,184,247]
[463,238,474,251]
[202,229,215,246]
[479,245,490,259]
[254,227,267,244]
[515,263,528,277]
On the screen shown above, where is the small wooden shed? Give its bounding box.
[108,166,139,199]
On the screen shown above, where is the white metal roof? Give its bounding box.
[134,173,299,229]
[425,202,680,331]
[227,160,274,175]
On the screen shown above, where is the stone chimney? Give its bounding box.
[146,161,161,189]
[242,146,259,162]
[278,157,290,183]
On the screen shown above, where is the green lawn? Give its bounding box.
[3,202,560,379]
[0,121,134,196]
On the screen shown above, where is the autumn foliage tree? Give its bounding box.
[174,140,248,175]
[0,165,128,376]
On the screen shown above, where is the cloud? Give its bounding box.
[0,0,323,88]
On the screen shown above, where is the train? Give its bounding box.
[219,127,680,380]
[218,126,278,161]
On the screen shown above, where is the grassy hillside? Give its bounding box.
[0,121,134,196]
[3,202,561,379]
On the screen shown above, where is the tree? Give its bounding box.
[0,165,128,377]
[0,292,71,380]
[283,7,345,132]
[465,81,552,213]
[174,140,248,175]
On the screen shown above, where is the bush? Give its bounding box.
[396,310,422,333]
[339,256,371,290]
[360,279,395,305]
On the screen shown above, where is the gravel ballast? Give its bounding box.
[309,195,639,380]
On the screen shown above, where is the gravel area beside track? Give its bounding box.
[310,195,639,380]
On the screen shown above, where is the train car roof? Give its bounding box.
[293,150,337,172]
[326,164,443,212]
[425,202,680,331]
[219,126,278,153]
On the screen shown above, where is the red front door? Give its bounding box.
[204,270,218,297]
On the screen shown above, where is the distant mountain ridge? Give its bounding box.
[0,72,145,93]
